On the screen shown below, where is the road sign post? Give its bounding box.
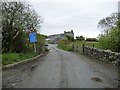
[33,42,36,52]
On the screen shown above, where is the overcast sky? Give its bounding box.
[26,0,119,38]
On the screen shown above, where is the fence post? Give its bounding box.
[83,44,85,54]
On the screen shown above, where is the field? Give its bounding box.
[75,41,99,48]
[57,39,99,52]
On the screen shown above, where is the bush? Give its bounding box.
[36,34,46,53]
[65,35,74,42]
[57,44,73,51]
[97,28,119,52]
[45,48,49,52]
[57,39,73,51]
[76,35,85,41]
[86,38,98,42]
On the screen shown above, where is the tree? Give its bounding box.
[85,38,98,42]
[2,1,43,53]
[118,12,120,52]
[97,12,120,52]
[98,28,119,51]
[76,35,85,41]
[65,35,74,42]
[98,13,118,34]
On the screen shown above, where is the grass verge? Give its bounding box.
[2,52,38,65]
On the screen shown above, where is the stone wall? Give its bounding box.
[84,46,120,66]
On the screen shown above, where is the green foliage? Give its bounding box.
[85,38,98,42]
[37,34,45,46]
[57,45,73,51]
[97,12,119,52]
[65,35,74,42]
[36,34,46,53]
[117,13,120,51]
[2,1,43,53]
[45,48,49,52]
[98,13,117,30]
[76,35,85,41]
[97,28,119,52]
[2,52,38,65]
[57,39,73,51]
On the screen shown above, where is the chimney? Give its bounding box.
[64,31,66,34]
[71,30,73,33]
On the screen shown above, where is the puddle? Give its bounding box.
[91,77,102,82]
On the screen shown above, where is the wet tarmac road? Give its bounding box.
[2,44,118,88]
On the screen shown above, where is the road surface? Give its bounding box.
[2,44,119,88]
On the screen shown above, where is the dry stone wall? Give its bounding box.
[84,46,120,66]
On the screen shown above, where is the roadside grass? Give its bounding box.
[2,52,38,65]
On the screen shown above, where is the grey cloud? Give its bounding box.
[27,0,119,38]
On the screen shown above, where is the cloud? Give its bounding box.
[26,0,119,3]
[26,0,119,38]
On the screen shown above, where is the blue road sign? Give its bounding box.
[29,32,37,43]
